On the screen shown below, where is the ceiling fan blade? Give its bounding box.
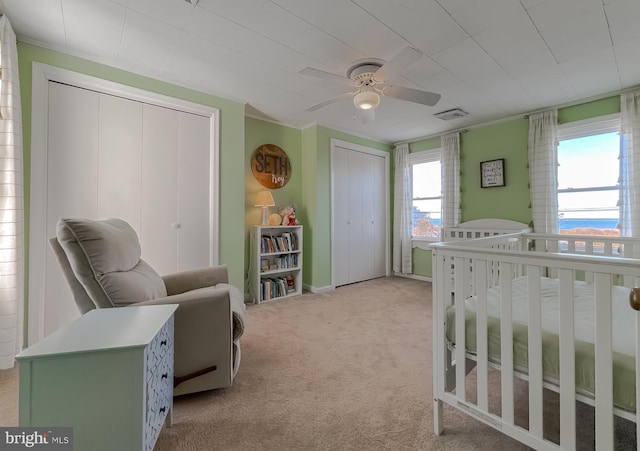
[305,91,357,112]
[373,47,422,82]
[298,67,353,85]
[382,85,441,107]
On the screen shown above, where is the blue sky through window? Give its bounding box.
[558,131,619,221]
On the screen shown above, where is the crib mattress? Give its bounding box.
[445,276,637,413]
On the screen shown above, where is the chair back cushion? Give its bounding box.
[56,217,167,307]
[49,237,97,313]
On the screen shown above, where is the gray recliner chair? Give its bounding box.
[49,217,245,396]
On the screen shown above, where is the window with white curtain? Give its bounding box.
[0,15,25,369]
[409,148,441,240]
[557,114,620,236]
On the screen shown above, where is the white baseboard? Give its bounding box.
[303,283,334,294]
[303,274,431,294]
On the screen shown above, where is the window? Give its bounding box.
[410,149,441,239]
[557,115,620,236]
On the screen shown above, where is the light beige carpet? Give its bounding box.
[0,364,17,427]
[154,276,627,451]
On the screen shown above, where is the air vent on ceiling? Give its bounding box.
[434,108,468,121]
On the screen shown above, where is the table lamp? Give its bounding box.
[255,191,275,226]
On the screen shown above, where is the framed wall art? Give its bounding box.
[480,158,505,188]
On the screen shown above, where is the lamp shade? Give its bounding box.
[255,191,275,207]
[353,91,380,110]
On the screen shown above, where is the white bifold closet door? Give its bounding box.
[41,81,211,336]
[332,145,386,287]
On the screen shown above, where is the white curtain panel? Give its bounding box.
[392,143,412,274]
[619,90,640,237]
[0,15,25,369]
[528,110,559,234]
[441,132,460,229]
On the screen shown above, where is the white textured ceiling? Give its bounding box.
[1,0,639,143]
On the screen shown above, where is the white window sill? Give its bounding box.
[412,238,440,251]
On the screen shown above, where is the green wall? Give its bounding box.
[461,119,530,222]
[300,126,319,288]
[558,97,620,124]
[244,118,303,289]
[410,96,624,278]
[244,118,303,224]
[244,119,392,291]
[18,42,629,300]
[17,43,247,294]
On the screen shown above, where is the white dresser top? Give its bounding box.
[17,305,178,359]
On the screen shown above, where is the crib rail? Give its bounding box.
[443,218,530,241]
[431,232,640,451]
[528,233,640,288]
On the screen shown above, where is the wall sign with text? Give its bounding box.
[251,144,292,189]
[480,158,505,188]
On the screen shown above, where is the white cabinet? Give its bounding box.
[32,80,214,339]
[139,104,212,276]
[16,305,178,451]
[332,144,387,287]
[249,225,303,303]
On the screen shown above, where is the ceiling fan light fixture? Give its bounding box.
[353,91,380,110]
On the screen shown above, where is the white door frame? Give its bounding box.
[28,62,220,345]
[330,138,390,288]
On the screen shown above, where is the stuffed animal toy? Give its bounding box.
[279,205,299,226]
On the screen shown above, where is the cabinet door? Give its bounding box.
[140,104,180,275]
[140,107,211,274]
[332,148,351,287]
[347,149,373,284]
[176,112,212,271]
[347,150,386,284]
[37,83,212,338]
[332,145,387,287]
[45,83,100,334]
[369,152,387,279]
[97,93,144,228]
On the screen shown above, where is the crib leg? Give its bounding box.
[434,397,444,435]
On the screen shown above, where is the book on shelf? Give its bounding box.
[285,274,295,293]
[260,276,293,301]
[260,230,298,254]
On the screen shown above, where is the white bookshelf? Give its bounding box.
[250,225,302,304]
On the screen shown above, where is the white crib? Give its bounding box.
[431,230,640,450]
[442,219,530,294]
[442,218,531,241]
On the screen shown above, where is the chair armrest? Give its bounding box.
[130,286,234,380]
[130,286,231,307]
[162,264,229,295]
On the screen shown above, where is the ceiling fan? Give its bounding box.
[299,47,441,120]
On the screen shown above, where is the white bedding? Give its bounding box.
[462,276,635,357]
[446,276,638,412]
